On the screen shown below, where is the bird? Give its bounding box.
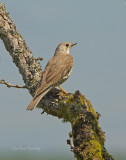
[26,42,77,111]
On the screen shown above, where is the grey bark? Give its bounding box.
[0,4,114,160]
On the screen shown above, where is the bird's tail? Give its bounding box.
[26,87,51,111]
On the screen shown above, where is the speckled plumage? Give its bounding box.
[26,42,77,111]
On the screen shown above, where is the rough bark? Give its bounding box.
[0,3,114,160]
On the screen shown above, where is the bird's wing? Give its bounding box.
[44,54,73,85]
[32,54,73,99]
[26,86,51,110]
[26,54,73,111]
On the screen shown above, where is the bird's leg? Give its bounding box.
[58,85,68,94]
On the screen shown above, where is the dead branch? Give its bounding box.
[0,79,26,88]
[34,57,43,61]
[0,3,114,160]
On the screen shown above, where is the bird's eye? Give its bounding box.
[66,43,69,47]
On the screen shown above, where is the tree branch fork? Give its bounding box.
[0,79,26,88]
[0,3,114,160]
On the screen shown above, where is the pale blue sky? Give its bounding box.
[0,0,126,159]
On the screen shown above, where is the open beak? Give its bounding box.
[71,43,77,47]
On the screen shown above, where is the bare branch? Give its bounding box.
[0,3,114,160]
[34,57,43,61]
[0,79,26,88]
[0,3,42,95]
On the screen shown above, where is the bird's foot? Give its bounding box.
[58,85,68,94]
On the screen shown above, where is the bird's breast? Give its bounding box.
[53,68,73,87]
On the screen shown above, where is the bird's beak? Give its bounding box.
[71,43,77,47]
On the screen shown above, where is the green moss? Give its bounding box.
[82,139,103,160]
[86,99,98,119]
[58,93,84,122]
[40,90,113,160]
[72,114,104,159]
[70,91,112,160]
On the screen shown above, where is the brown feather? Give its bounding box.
[44,54,73,85]
[26,51,73,110]
[26,86,51,110]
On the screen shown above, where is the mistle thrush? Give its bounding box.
[26,42,77,111]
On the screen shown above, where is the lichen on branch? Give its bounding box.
[0,3,114,160]
[0,3,42,94]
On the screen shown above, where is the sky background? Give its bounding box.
[0,0,126,159]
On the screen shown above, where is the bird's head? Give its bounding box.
[54,42,77,56]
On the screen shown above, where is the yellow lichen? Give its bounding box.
[82,139,103,160]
